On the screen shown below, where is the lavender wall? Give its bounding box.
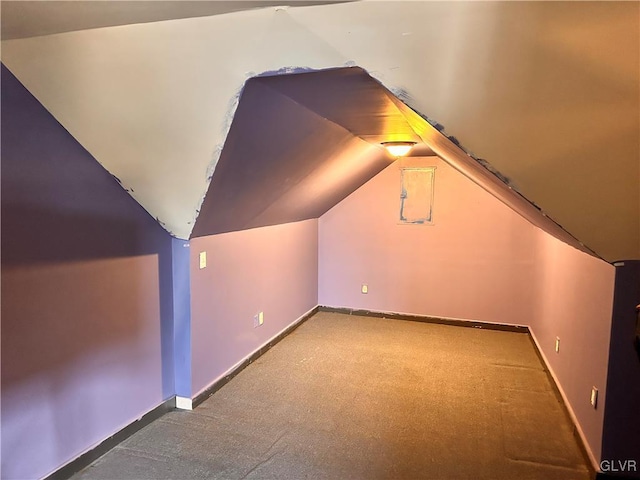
[318,156,615,464]
[1,65,175,479]
[531,232,615,464]
[190,220,319,396]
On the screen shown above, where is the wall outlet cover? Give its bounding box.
[361,284,368,294]
[199,251,207,269]
[590,387,598,408]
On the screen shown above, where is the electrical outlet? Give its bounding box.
[361,284,368,294]
[590,387,598,408]
[199,251,207,269]
[258,311,264,325]
[555,337,560,353]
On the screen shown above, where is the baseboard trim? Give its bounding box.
[318,306,529,333]
[44,397,176,480]
[528,329,600,478]
[192,305,319,408]
[175,396,193,410]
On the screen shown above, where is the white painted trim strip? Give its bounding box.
[175,396,193,411]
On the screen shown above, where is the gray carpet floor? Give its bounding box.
[73,312,591,479]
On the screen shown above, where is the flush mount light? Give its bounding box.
[381,141,416,157]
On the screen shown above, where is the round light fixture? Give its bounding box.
[381,141,416,157]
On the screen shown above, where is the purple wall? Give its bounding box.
[190,220,318,396]
[1,65,175,479]
[319,156,615,465]
[531,231,615,464]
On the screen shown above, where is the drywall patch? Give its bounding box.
[400,167,436,225]
[374,74,518,191]
[253,66,319,78]
[250,61,358,80]
[209,81,247,180]
[476,158,514,187]
[388,86,415,107]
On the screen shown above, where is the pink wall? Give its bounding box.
[319,156,538,325]
[319,156,615,464]
[190,220,318,396]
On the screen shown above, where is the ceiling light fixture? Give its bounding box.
[381,141,416,157]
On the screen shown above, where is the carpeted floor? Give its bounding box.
[73,312,591,479]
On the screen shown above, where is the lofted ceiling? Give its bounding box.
[193,66,594,259]
[192,67,428,237]
[1,1,638,260]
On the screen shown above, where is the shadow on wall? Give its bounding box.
[0,206,167,386]
[602,261,640,477]
[1,64,175,479]
[1,204,163,266]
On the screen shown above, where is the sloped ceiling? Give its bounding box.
[192,67,425,237]
[1,1,638,260]
[0,1,353,40]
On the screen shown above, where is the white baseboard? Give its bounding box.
[175,396,193,410]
